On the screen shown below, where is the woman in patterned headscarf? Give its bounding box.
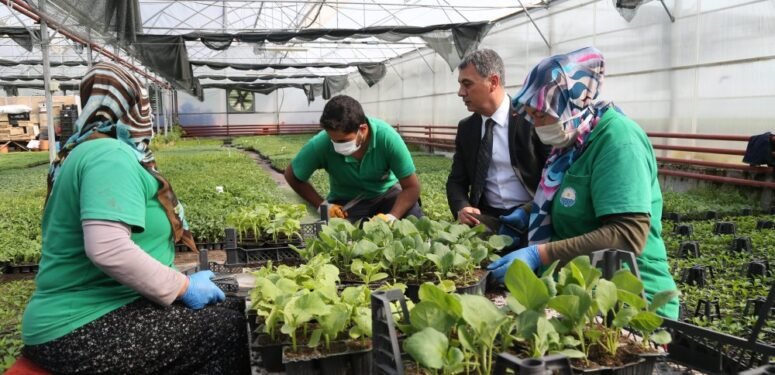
[488,47,678,318]
[21,63,249,374]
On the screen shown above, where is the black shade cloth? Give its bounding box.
[2,86,19,97]
[161,21,492,71]
[0,75,80,82]
[0,27,40,52]
[39,0,142,44]
[202,82,313,95]
[322,75,349,99]
[182,32,233,50]
[197,74,327,82]
[191,61,386,86]
[357,63,385,87]
[0,59,88,67]
[133,35,199,96]
[613,0,652,22]
[743,132,775,167]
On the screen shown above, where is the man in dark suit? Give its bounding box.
[446,49,549,245]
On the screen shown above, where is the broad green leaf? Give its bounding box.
[404,327,448,369]
[611,270,644,296]
[372,272,389,282]
[351,259,364,275]
[504,259,550,311]
[541,260,560,278]
[612,306,638,328]
[341,286,366,305]
[505,295,526,315]
[254,278,279,301]
[458,294,506,336]
[595,279,618,315]
[515,309,540,340]
[562,284,593,318]
[446,347,465,370]
[353,239,379,257]
[617,289,647,310]
[548,295,582,321]
[536,316,556,341]
[649,290,680,312]
[488,235,513,250]
[395,220,419,237]
[410,301,457,335]
[457,325,477,353]
[651,330,672,345]
[319,303,350,339]
[570,255,602,289]
[418,283,462,316]
[276,278,299,294]
[630,311,663,333]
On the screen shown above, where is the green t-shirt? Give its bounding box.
[550,109,679,319]
[22,138,175,345]
[291,117,416,201]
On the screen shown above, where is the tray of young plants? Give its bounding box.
[247,255,404,374]
[661,214,775,373]
[370,255,678,375]
[224,204,319,267]
[292,217,513,301]
[661,188,760,221]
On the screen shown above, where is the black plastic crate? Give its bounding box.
[223,223,322,267]
[3,263,39,274]
[663,318,775,374]
[371,289,410,375]
[492,353,572,375]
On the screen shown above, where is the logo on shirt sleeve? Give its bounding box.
[560,187,576,208]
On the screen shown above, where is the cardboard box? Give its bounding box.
[10,127,25,135]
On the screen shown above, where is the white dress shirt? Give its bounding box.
[480,96,531,209]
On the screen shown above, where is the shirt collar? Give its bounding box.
[481,95,510,127]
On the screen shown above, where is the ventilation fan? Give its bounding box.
[227,89,254,113]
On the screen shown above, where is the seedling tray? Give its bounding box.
[3,263,39,274]
[662,318,775,374]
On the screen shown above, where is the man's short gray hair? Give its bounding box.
[458,49,505,86]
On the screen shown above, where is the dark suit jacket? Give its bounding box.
[446,102,550,219]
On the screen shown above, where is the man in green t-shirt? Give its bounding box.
[285,95,422,223]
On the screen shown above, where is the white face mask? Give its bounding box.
[535,121,578,148]
[331,130,363,156]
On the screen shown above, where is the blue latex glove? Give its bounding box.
[487,245,541,283]
[180,270,226,310]
[498,208,529,243]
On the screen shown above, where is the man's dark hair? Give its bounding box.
[320,95,367,133]
[458,49,505,86]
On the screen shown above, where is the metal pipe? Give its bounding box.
[658,169,775,189]
[2,0,168,87]
[517,0,550,49]
[652,144,745,156]
[647,132,751,141]
[39,0,56,162]
[657,157,773,173]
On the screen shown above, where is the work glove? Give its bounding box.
[498,208,529,244]
[487,245,541,283]
[372,213,397,223]
[180,270,226,310]
[329,204,347,219]
[319,202,348,219]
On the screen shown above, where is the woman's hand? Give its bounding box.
[178,271,225,309]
